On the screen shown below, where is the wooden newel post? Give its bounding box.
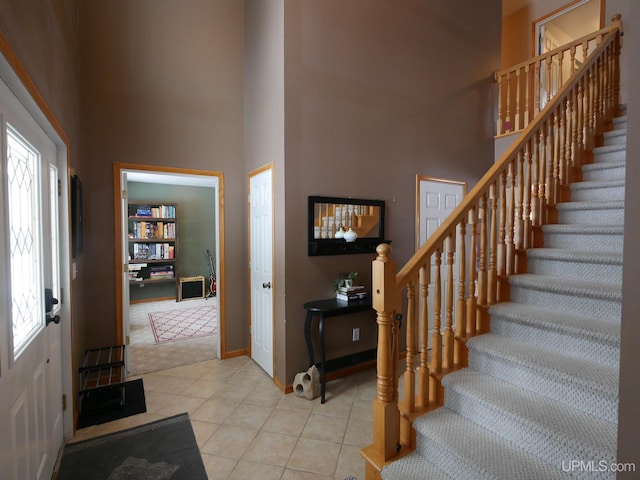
[372,243,400,461]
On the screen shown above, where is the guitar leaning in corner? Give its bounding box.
[206,249,216,298]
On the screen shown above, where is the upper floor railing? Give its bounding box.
[496,15,622,137]
[361,14,622,480]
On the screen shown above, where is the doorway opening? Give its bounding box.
[113,164,224,376]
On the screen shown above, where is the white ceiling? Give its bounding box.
[126,170,216,188]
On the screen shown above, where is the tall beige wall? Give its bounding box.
[244,0,286,381]
[0,0,84,389]
[78,0,247,351]
[282,0,502,382]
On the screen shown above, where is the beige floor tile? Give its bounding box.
[281,469,333,480]
[200,366,239,383]
[312,395,354,418]
[190,419,220,448]
[190,397,238,423]
[302,414,348,443]
[201,453,237,480]
[143,391,177,414]
[242,430,298,466]
[287,437,342,477]
[223,403,272,430]
[242,383,285,407]
[181,379,219,399]
[262,408,310,437]
[200,424,258,459]
[334,444,366,480]
[155,394,206,417]
[277,393,317,412]
[210,382,254,403]
[228,460,284,480]
[349,403,373,423]
[343,417,373,448]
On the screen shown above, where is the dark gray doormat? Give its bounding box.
[56,413,207,480]
[77,379,147,429]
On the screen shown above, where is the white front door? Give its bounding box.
[249,166,274,377]
[417,176,465,349]
[0,78,64,480]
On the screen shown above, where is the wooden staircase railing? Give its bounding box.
[361,15,622,480]
[496,16,622,137]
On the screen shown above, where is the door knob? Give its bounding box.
[262,282,272,289]
[44,288,60,326]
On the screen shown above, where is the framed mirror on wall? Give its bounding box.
[308,195,388,256]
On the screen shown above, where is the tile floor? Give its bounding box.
[72,355,377,480]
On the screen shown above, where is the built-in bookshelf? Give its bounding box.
[127,202,178,288]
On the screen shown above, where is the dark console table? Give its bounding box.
[303,297,374,403]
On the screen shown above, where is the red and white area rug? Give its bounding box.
[149,305,217,344]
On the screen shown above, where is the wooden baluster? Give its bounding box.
[539,124,548,224]
[477,195,488,331]
[498,171,507,277]
[524,65,531,128]
[507,161,516,276]
[570,46,576,76]
[523,140,532,249]
[487,184,498,305]
[403,280,416,414]
[558,50,564,93]
[371,244,400,461]
[418,265,430,409]
[515,68,521,131]
[534,61,541,115]
[584,68,593,151]
[443,236,455,370]
[466,208,477,336]
[545,56,552,105]
[531,132,540,229]
[497,74,504,135]
[515,150,525,252]
[558,99,567,189]
[432,249,442,374]
[505,72,512,132]
[455,221,466,366]
[548,114,556,208]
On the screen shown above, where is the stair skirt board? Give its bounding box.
[381,115,625,479]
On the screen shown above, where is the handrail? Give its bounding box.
[361,14,622,480]
[495,15,622,136]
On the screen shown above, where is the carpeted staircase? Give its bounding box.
[382,112,626,480]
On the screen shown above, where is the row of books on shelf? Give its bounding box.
[130,221,176,239]
[131,243,175,260]
[131,205,176,219]
[336,285,368,302]
[128,263,175,281]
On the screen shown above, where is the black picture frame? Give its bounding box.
[71,175,83,258]
[308,195,389,256]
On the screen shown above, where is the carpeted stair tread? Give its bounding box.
[542,223,624,234]
[555,200,624,211]
[570,178,625,190]
[467,334,619,407]
[411,408,575,479]
[442,369,617,464]
[581,160,625,181]
[526,248,622,265]
[381,451,454,480]
[489,302,620,344]
[508,273,621,300]
[592,143,626,155]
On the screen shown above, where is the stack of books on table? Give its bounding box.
[336,285,368,302]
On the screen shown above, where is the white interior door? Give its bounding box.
[0,78,64,480]
[249,167,273,377]
[417,177,465,350]
[120,171,131,371]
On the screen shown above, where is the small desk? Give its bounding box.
[303,297,374,403]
